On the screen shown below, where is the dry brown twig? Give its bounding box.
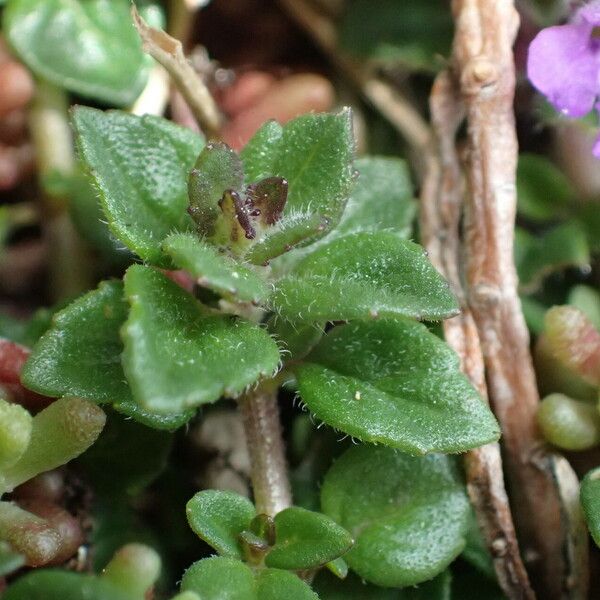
[447,1,587,597]
[420,70,535,600]
[132,5,223,138]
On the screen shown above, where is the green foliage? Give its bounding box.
[163,233,271,304]
[273,233,459,322]
[265,506,353,570]
[4,0,162,106]
[181,556,319,599]
[240,111,355,263]
[569,285,600,330]
[339,0,452,71]
[72,107,203,265]
[321,445,470,587]
[581,467,600,548]
[296,319,499,454]
[186,490,256,559]
[122,265,280,413]
[21,280,191,430]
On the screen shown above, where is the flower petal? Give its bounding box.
[577,0,600,27]
[527,23,598,118]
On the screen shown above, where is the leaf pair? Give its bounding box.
[186,489,352,571]
[22,268,280,423]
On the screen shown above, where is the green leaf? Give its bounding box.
[240,111,355,263]
[21,280,192,430]
[64,169,132,266]
[2,570,132,600]
[334,156,415,239]
[186,490,256,559]
[273,232,458,323]
[181,557,319,600]
[296,319,499,454]
[265,506,353,570]
[339,0,452,71]
[187,142,244,236]
[256,569,319,600]
[321,445,469,587]
[72,107,203,265]
[163,233,270,304]
[581,467,600,548]
[515,223,590,292]
[122,265,280,413]
[271,156,416,275]
[4,0,158,106]
[516,154,573,222]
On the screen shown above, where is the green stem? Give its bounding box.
[28,79,93,302]
[239,384,292,516]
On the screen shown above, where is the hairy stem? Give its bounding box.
[450,1,587,597]
[421,70,534,600]
[239,385,292,516]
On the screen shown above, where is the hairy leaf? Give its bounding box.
[122,265,280,413]
[163,233,270,304]
[72,107,203,265]
[21,280,192,430]
[273,232,458,322]
[321,445,469,587]
[296,319,499,454]
[241,111,355,262]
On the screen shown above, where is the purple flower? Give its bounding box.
[527,1,600,156]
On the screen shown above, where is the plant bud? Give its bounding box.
[101,543,161,597]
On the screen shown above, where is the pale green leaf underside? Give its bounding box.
[121,265,280,413]
[21,280,192,430]
[5,0,152,106]
[163,233,271,304]
[72,107,203,266]
[297,318,499,454]
[321,445,469,587]
[273,232,459,322]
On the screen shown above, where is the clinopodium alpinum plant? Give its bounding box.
[2,100,500,598]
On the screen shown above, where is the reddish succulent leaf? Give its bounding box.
[545,306,600,387]
[0,339,52,411]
